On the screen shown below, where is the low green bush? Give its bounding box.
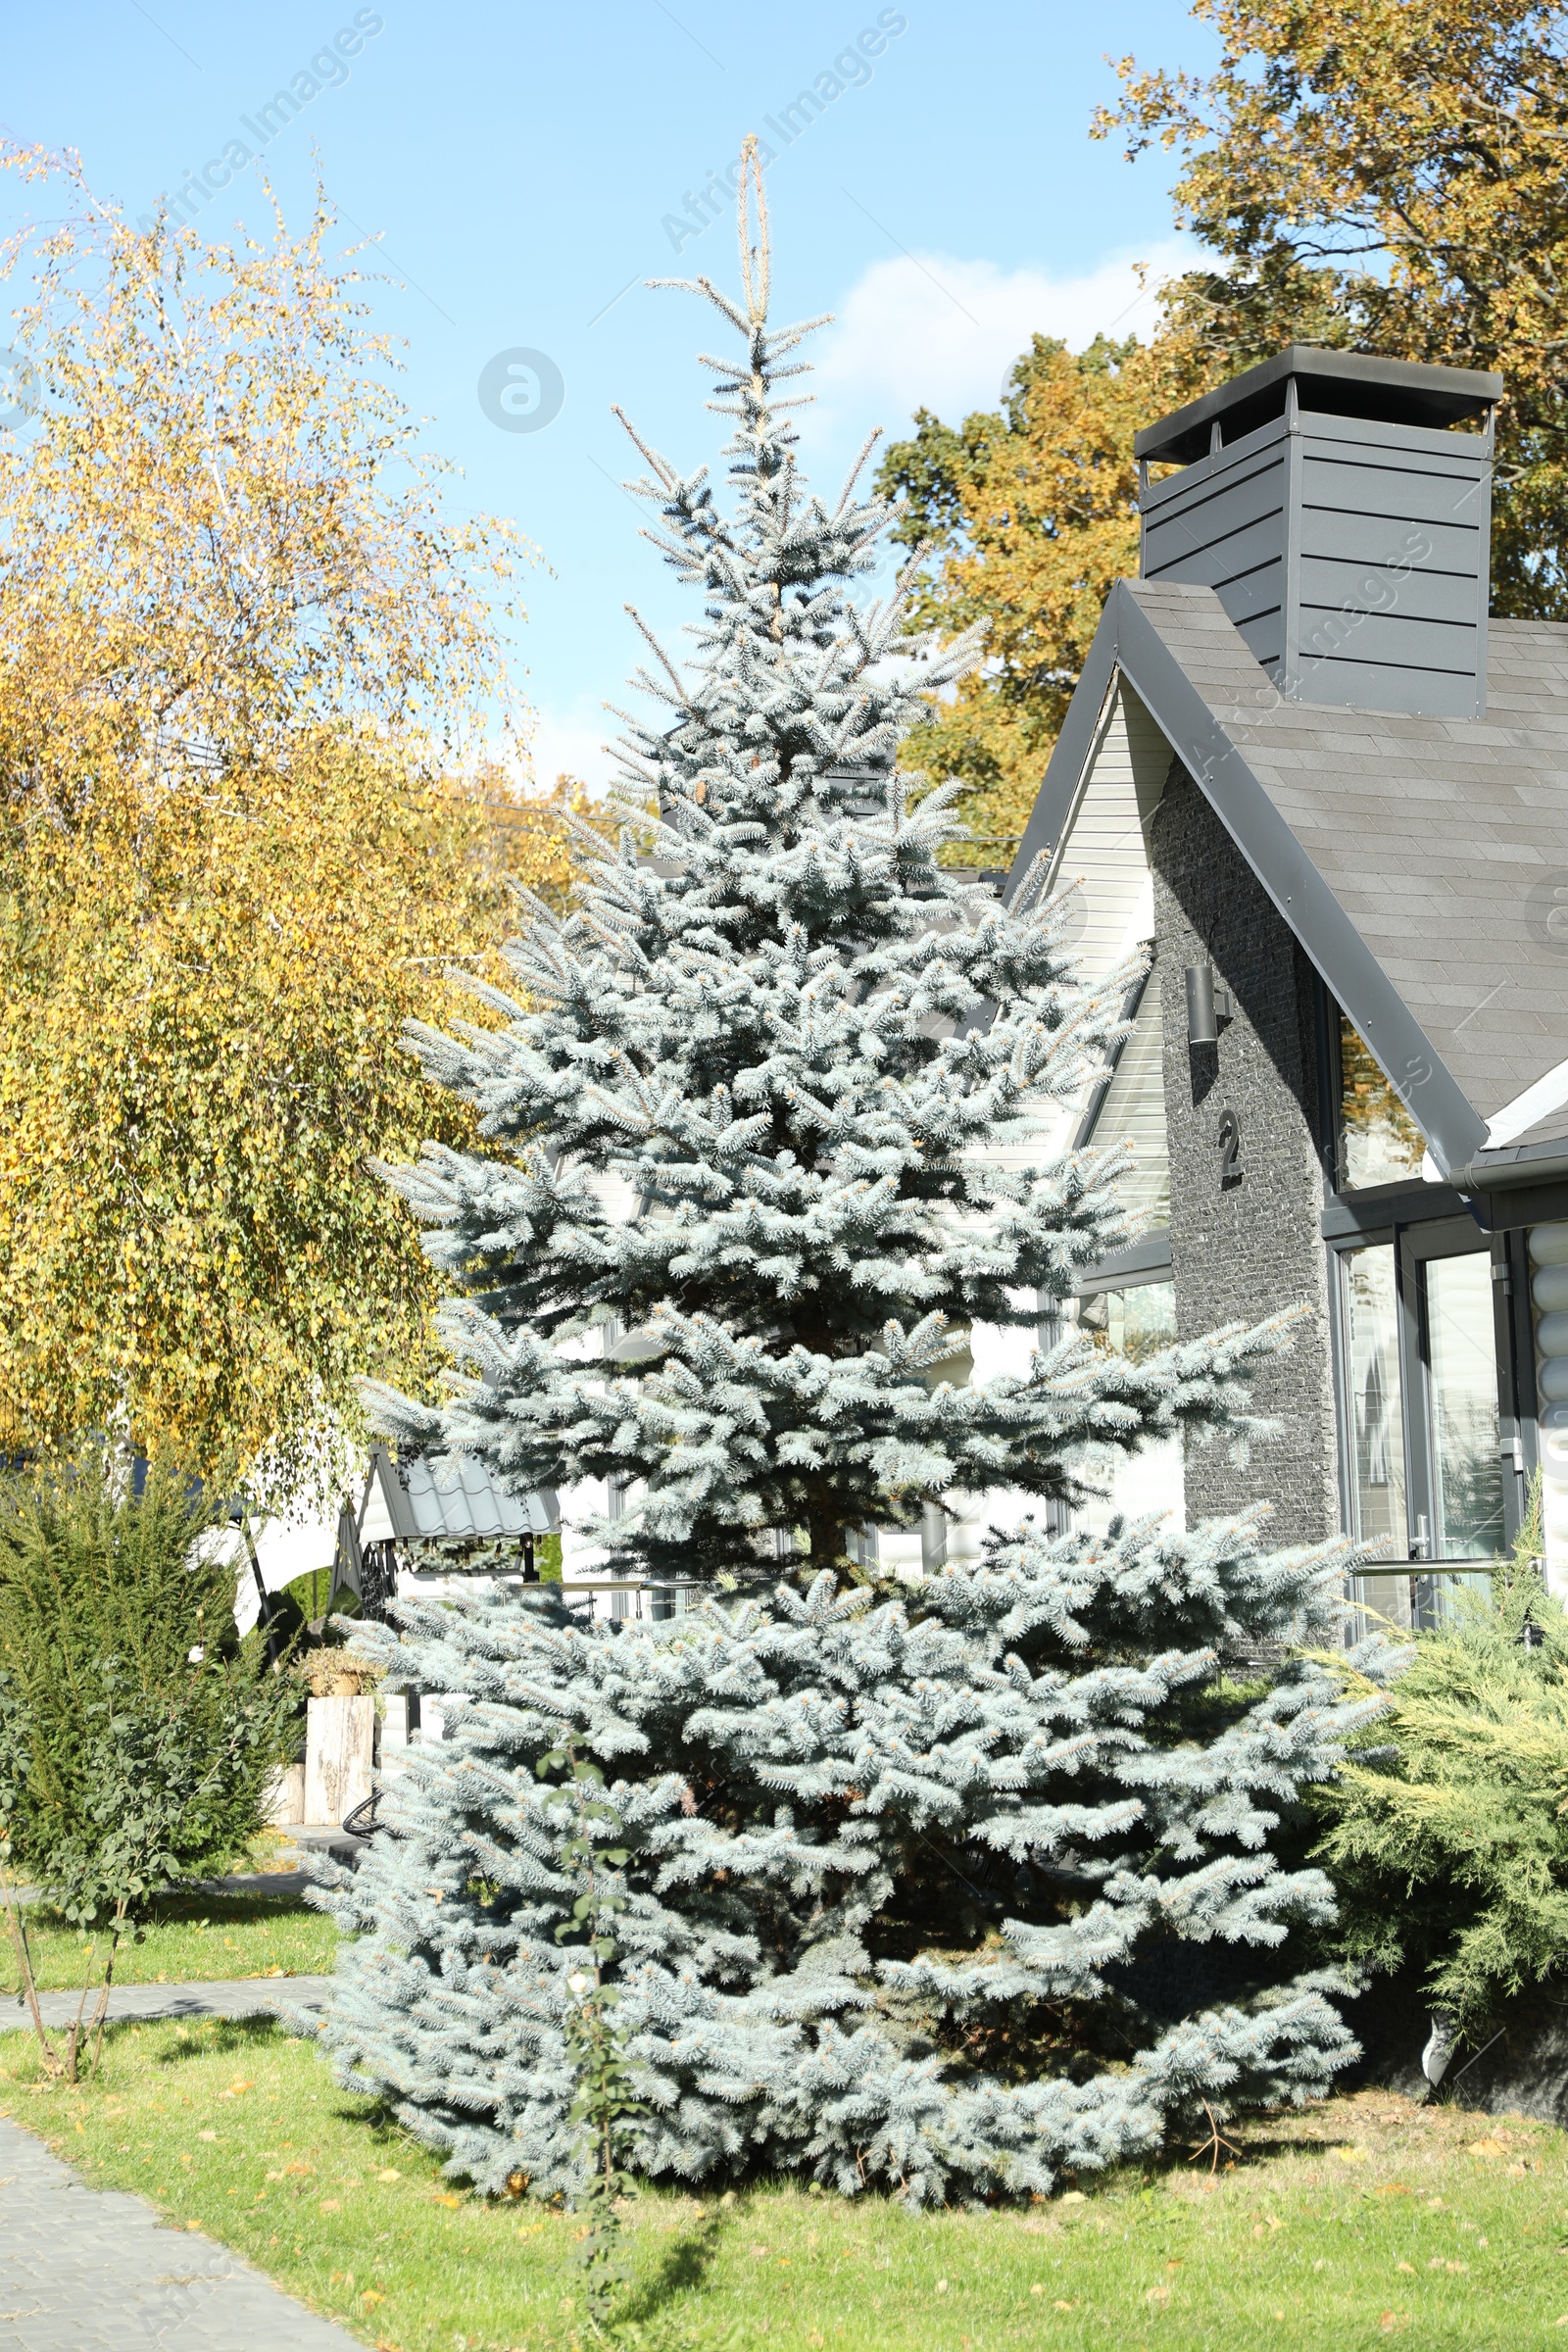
[1314,1486,1568,2038]
[0,1448,299,2074]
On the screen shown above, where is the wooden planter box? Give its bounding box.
[304,1694,375,1827]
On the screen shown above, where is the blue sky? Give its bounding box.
[1,2,1214,788]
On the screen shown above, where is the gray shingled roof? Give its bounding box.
[1139,586,1568,1127]
[403,1452,555,1542]
[1012,580,1568,1179]
[360,1445,557,1546]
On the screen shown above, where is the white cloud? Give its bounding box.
[809,240,1198,437]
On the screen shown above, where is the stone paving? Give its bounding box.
[0,2116,362,2350]
[19,1977,336,2034]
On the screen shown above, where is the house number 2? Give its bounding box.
[1217,1106,1242,1189]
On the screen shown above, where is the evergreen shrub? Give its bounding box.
[1314,1490,1568,2040]
[0,1448,297,1914]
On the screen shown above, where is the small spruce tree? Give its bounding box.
[316,153,1377,2204]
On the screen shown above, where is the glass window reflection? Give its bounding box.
[1343,1244,1406,1549]
[1077,1280,1178,1363]
[1070,1281,1183,1537]
[1340,1020,1425,1189]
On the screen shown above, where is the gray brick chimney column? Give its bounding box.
[1151,765,1341,1545]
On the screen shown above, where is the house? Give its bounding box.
[1004,344,1568,1623]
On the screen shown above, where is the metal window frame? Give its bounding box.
[1396,1217,1508,1559]
[1328,1214,1527,1580]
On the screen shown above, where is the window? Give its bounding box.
[1335,1227,1505,1564]
[1078,1279,1178,1363]
[1423,1252,1505,1559]
[1530,1223,1568,1586]
[1342,1244,1406,1551]
[1069,1278,1184,1536]
[1338,1019,1425,1190]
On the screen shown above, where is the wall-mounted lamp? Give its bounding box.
[1185,961,1233,1047]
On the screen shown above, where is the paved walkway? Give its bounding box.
[17,1977,337,2033]
[7,1837,360,1912]
[0,2116,362,2350]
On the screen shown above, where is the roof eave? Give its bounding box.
[1448,1142,1568,1194]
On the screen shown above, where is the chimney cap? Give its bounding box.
[1135,343,1503,466]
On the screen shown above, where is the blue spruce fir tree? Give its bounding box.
[314,150,1378,2206]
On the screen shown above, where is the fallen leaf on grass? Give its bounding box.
[1396,2263,1415,2276]
[361,2289,385,2307]
[1030,2283,1045,2296]
[375,2168,401,2183]
[1380,2316,1409,2335]
[318,2199,341,2214]
[1331,2145,1368,2164]
[433,2192,463,2209]
[196,2132,217,2144]
[1468,2138,1505,2158]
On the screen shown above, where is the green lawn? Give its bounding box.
[3,2016,1567,2349]
[0,1890,337,1992]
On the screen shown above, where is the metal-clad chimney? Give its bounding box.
[1136,345,1502,719]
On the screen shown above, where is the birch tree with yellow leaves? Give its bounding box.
[0,147,570,1496]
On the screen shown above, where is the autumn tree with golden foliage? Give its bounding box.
[885,2,1568,852]
[0,148,573,1495]
[1099,0,1568,617]
[877,330,1213,861]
